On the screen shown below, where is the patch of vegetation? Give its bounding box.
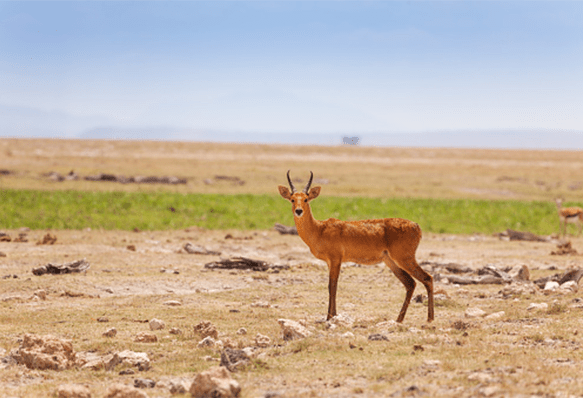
[0,188,562,235]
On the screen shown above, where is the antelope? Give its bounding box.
[555,198,583,237]
[278,171,434,323]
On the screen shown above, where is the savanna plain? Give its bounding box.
[1,138,583,398]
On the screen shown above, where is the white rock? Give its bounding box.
[103,328,117,338]
[163,300,182,306]
[560,281,578,293]
[149,318,166,331]
[254,333,271,348]
[485,311,505,320]
[376,320,398,330]
[278,319,312,341]
[327,313,354,327]
[527,302,548,311]
[197,336,216,348]
[342,332,355,339]
[465,307,486,318]
[544,281,560,291]
[236,328,247,335]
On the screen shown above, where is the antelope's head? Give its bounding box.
[278,170,321,219]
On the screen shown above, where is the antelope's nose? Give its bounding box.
[295,208,303,217]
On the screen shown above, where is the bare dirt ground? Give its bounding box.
[2,227,583,397]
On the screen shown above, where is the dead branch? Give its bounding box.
[183,243,221,256]
[204,257,289,272]
[32,259,90,276]
[274,223,298,235]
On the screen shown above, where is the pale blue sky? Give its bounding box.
[1,1,583,143]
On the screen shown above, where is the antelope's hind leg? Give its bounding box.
[383,257,416,323]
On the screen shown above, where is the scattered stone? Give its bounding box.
[551,241,578,255]
[485,311,505,320]
[375,320,398,330]
[327,313,354,327]
[194,321,219,339]
[189,366,241,398]
[534,268,583,289]
[104,383,149,398]
[0,232,12,242]
[342,332,355,339]
[251,301,271,308]
[0,251,6,257]
[464,307,486,318]
[10,334,76,370]
[278,319,312,341]
[119,369,135,375]
[183,243,221,256]
[13,232,28,242]
[97,317,110,323]
[169,328,182,335]
[126,245,136,252]
[498,283,538,298]
[368,333,389,341]
[236,328,247,335]
[134,332,157,343]
[37,233,57,245]
[32,259,90,276]
[509,265,530,281]
[527,303,549,311]
[220,347,251,372]
[34,289,47,300]
[198,336,218,348]
[544,281,560,291]
[149,318,165,331]
[134,379,155,389]
[103,328,117,338]
[254,333,271,348]
[163,300,182,306]
[57,384,91,398]
[560,281,578,293]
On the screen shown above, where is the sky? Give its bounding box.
[1,1,583,146]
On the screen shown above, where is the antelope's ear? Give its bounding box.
[278,185,292,200]
[307,186,321,201]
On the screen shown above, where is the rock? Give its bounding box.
[133,379,155,389]
[464,307,487,318]
[236,328,247,335]
[220,347,251,372]
[57,384,91,398]
[527,303,549,311]
[198,336,218,348]
[327,313,354,327]
[34,289,47,300]
[163,300,182,306]
[544,281,560,291]
[254,333,271,348]
[342,332,355,339]
[277,319,312,341]
[169,327,182,335]
[375,320,398,330]
[103,328,117,338]
[485,311,505,320]
[134,332,157,343]
[509,265,530,281]
[104,383,149,398]
[189,366,241,398]
[368,333,389,341]
[560,281,578,293]
[194,321,219,339]
[251,301,271,308]
[116,350,151,371]
[149,318,165,331]
[10,334,76,370]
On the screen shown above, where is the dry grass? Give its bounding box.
[2,228,583,397]
[2,138,583,200]
[2,138,583,397]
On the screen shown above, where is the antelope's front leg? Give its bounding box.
[327,260,341,320]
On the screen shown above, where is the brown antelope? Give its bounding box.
[278,171,434,323]
[555,198,583,237]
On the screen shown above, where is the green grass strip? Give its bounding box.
[0,189,566,235]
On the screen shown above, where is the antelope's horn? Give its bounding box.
[302,171,314,194]
[286,170,297,193]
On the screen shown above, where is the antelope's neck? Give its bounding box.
[294,208,321,247]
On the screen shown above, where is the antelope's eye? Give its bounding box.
[291,199,295,203]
